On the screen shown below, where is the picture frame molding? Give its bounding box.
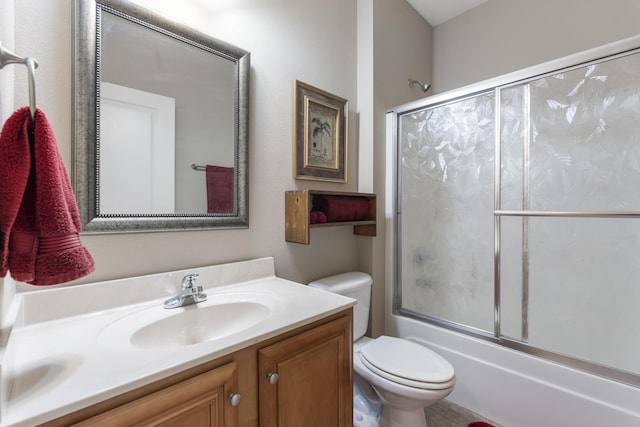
[293,80,348,182]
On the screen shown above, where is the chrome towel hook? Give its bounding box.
[0,41,39,121]
[25,57,37,121]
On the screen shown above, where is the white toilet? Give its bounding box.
[309,272,455,427]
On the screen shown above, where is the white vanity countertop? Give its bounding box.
[1,258,355,427]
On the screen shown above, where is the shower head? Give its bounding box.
[408,78,431,93]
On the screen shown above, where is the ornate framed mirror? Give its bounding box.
[73,0,249,233]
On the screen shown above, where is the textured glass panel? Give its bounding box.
[399,93,495,331]
[500,85,526,211]
[500,216,524,340]
[528,52,640,211]
[527,218,640,375]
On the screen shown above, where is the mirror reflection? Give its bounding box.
[100,11,236,214]
[74,0,250,232]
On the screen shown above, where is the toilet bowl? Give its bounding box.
[354,336,454,427]
[309,272,455,427]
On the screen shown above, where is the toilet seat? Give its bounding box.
[359,336,455,390]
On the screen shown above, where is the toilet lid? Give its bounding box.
[360,336,455,388]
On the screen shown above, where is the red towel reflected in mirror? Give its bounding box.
[206,165,234,214]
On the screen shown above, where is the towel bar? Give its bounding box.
[0,41,38,120]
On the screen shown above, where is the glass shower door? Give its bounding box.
[398,92,496,333]
[395,45,640,384]
[499,53,640,374]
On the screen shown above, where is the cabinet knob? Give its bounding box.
[267,372,279,384]
[228,393,242,407]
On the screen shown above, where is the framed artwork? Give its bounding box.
[293,80,348,182]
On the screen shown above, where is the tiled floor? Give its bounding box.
[424,400,501,427]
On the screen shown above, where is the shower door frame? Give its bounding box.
[388,35,640,388]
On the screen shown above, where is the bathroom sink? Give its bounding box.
[98,291,283,350]
[131,302,269,348]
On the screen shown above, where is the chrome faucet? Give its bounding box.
[164,273,207,309]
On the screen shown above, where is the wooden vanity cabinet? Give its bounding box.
[41,310,352,427]
[74,362,240,427]
[258,315,353,427]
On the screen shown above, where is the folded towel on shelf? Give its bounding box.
[312,195,370,222]
[0,107,95,286]
[309,210,327,224]
[206,165,234,213]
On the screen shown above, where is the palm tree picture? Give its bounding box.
[307,99,339,169]
[311,116,332,160]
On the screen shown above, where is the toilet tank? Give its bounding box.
[308,272,372,341]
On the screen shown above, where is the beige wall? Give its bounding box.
[0,0,15,123]
[432,0,640,93]
[369,0,432,336]
[0,0,17,316]
[4,0,433,338]
[10,0,375,290]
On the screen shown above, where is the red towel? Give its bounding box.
[206,165,234,213]
[309,210,327,224]
[0,107,95,285]
[312,195,370,222]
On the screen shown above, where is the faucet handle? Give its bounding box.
[181,273,199,289]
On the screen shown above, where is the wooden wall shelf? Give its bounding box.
[285,190,376,244]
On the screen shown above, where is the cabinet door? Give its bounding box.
[74,361,240,427]
[259,315,353,427]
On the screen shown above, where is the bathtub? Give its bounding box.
[385,313,640,427]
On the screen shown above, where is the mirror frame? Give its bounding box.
[73,0,250,233]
